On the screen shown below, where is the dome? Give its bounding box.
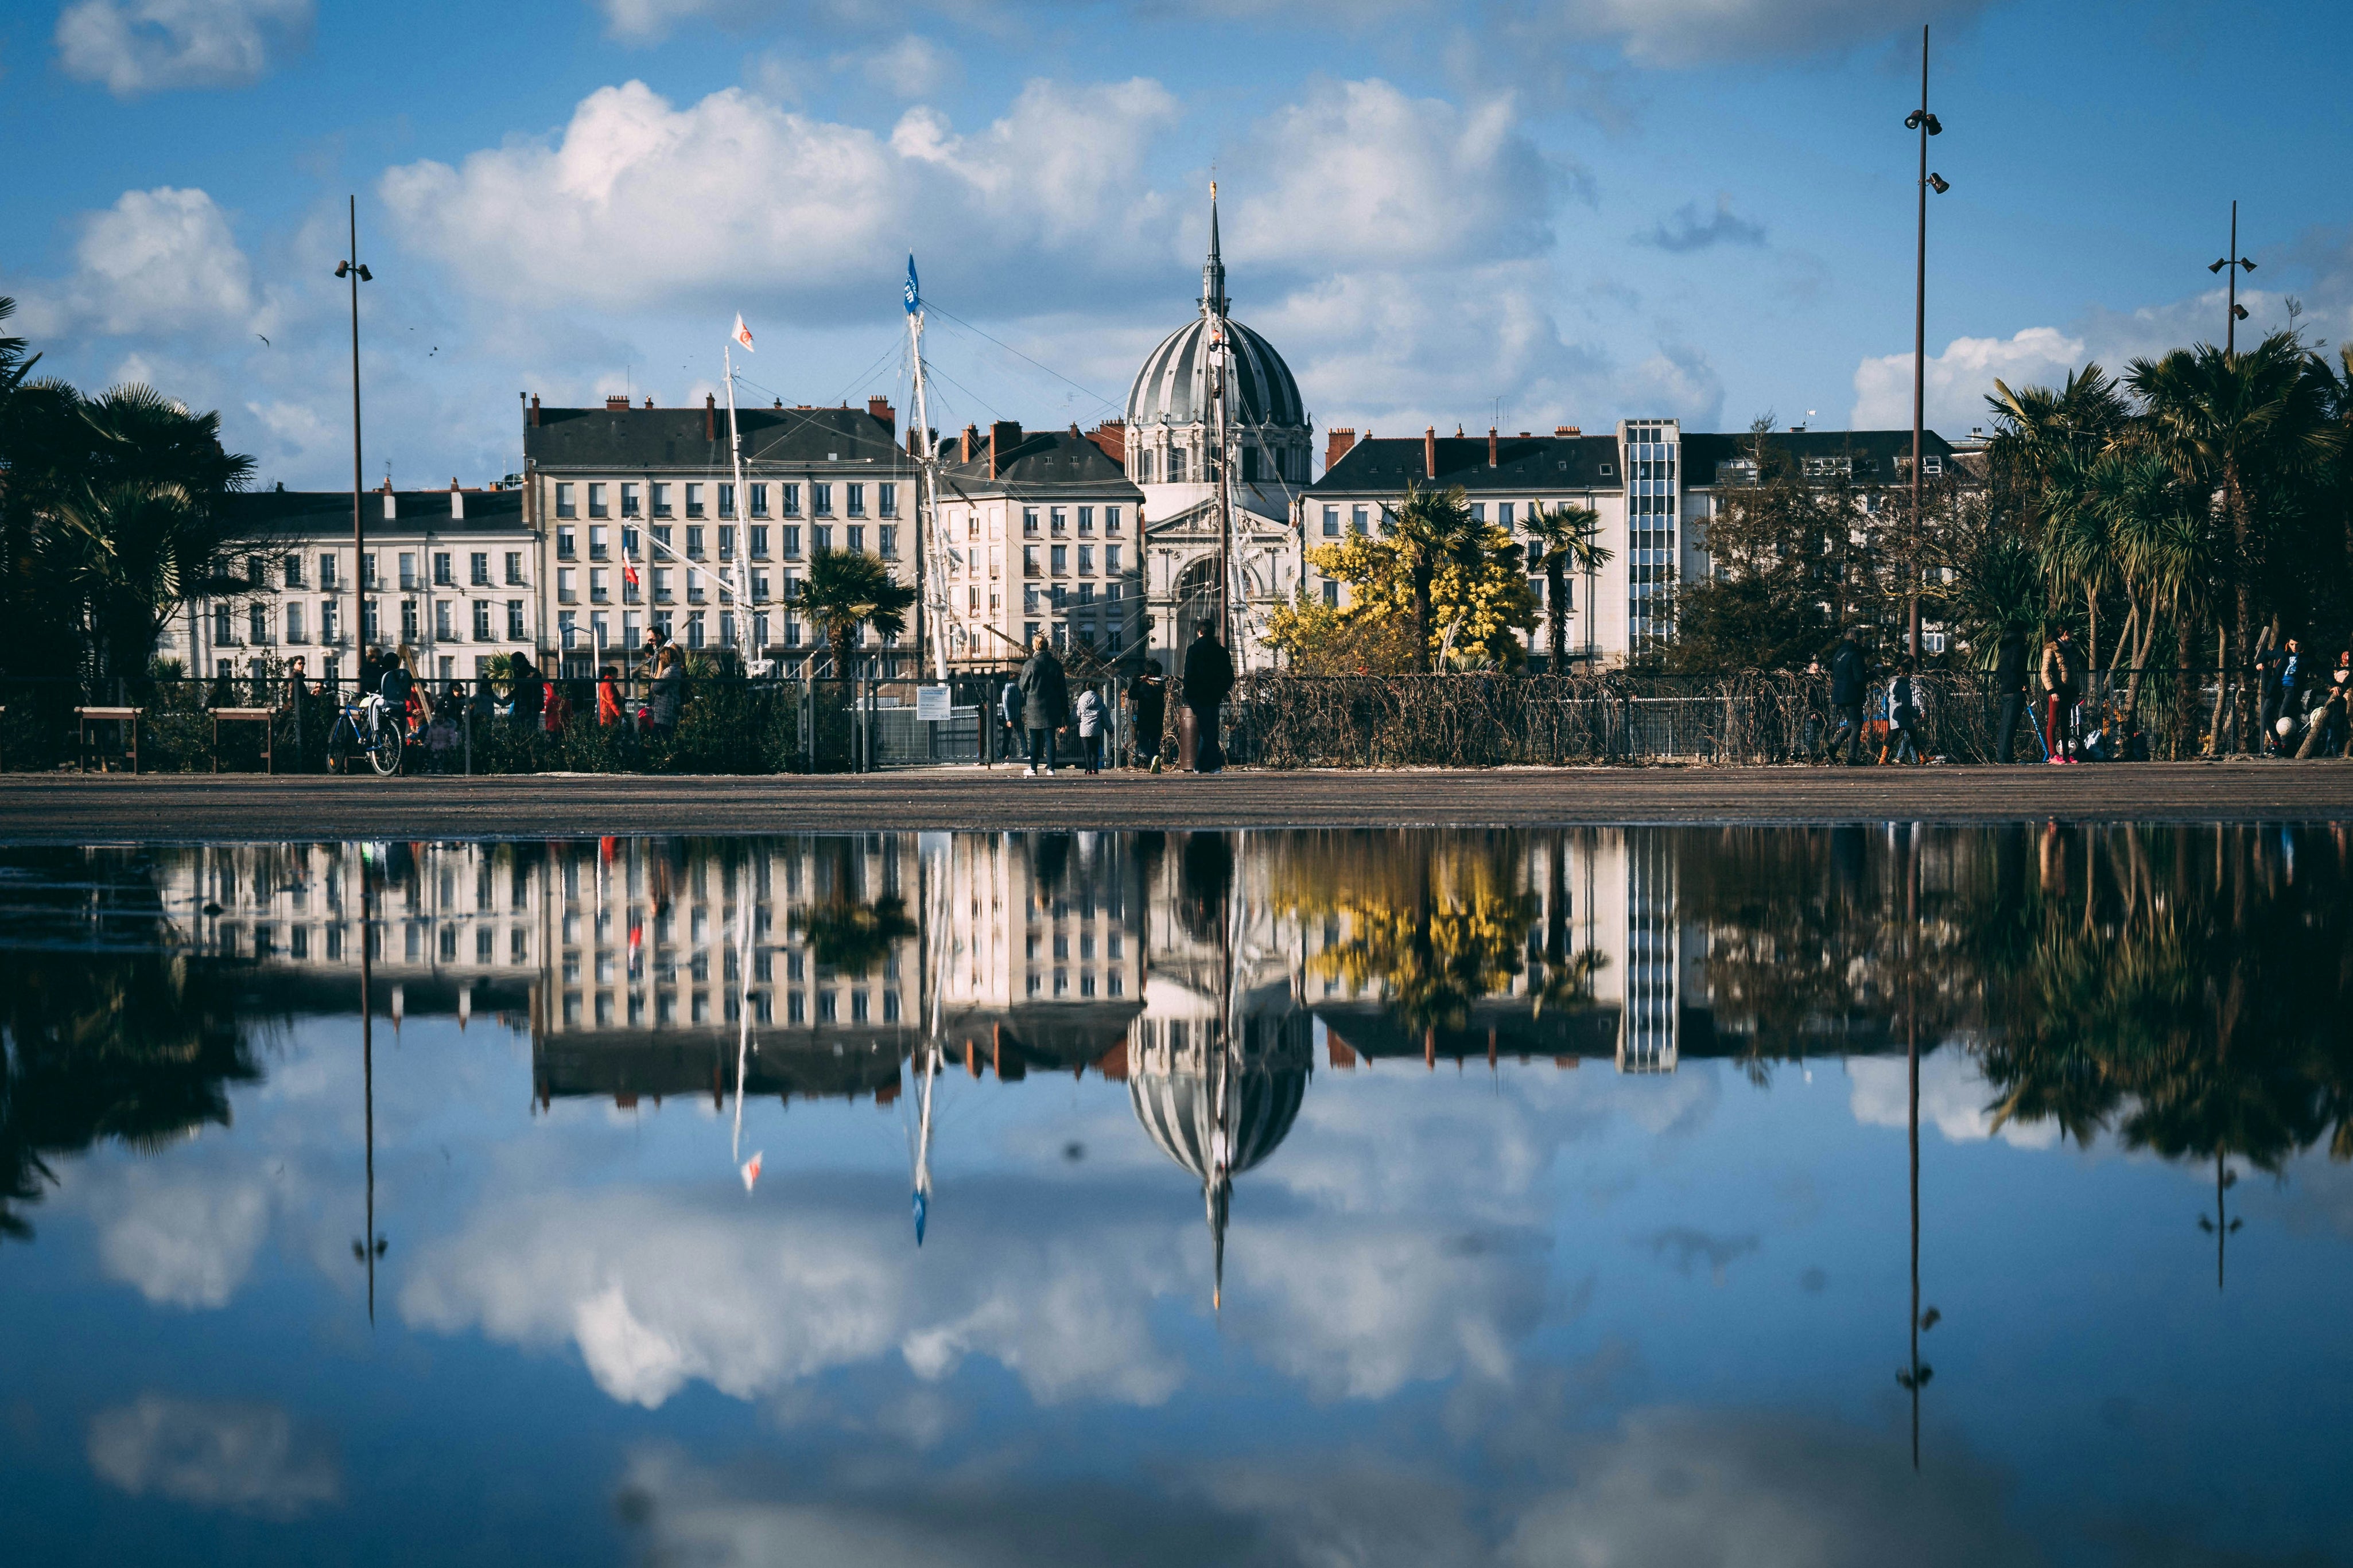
[1126,316,1306,431]
[1128,1060,1306,1181]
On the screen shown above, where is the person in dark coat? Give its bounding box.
[1993,627,2029,764]
[1017,635,1070,775]
[1124,659,1168,772]
[1182,618,1236,774]
[1826,632,1867,765]
[508,650,546,730]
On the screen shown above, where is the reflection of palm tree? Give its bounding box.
[795,896,917,978]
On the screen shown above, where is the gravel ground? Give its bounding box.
[3,760,2351,842]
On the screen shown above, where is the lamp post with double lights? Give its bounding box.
[2210,203,2256,361]
[1904,26,1951,661]
[335,197,374,686]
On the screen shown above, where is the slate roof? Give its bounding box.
[1680,427,1957,485]
[525,404,913,473]
[937,428,1143,500]
[1313,433,1624,493]
[1126,316,1306,428]
[219,488,526,540]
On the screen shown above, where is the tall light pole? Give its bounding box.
[2208,203,2256,361]
[336,197,374,687]
[1904,26,1950,662]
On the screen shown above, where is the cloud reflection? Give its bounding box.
[86,1394,340,1519]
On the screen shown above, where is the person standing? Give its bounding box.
[2041,631,2082,764]
[1018,634,1069,776]
[999,673,1024,761]
[649,645,685,737]
[1074,683,1105,775]
[1826,631,1866,765]
[2269,637,2303,754]
[508,649,546,731]
[1993,626,2029,764]
[1886,659,1924,765]
[1182,618,1235,775]
[1124,659,1168,772]
[597,665,623,727]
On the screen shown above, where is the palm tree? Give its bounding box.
[1524,503,1609,670]
[47,478,227,682]
[798,547,915,682]
[1388,483,1485,672]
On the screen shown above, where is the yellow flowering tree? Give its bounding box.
[1265,524,1539,674]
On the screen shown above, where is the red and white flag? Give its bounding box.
[740,1151,763,1192]
[732,314,755,352]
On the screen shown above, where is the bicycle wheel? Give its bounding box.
[326,714,359,775]
[366,721,404,777]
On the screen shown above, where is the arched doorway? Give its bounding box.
[1172,556,1222,652]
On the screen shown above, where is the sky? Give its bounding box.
[2,0,2350,492]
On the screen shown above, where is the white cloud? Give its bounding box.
[87,1395,340,1519]
[82,1162,273,1308]
[380,77,1179,316]
[56,0,312,96]
[840,34,959,98]
[12,186,259,343]
[1850,325,2086,436]
[1846,1051,2061,1151]
[1513,0,1997,68]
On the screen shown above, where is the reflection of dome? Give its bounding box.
[1129,1059,1306,1180]
[1126,316,1305,429]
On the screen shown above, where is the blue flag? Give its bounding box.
[903,255,921,316]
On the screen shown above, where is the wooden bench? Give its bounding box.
[211,707,277,773]
[76,706,143,773]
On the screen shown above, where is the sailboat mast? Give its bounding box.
[905,258,949,681]
[724,345,749,662]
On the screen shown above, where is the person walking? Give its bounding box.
[597,665,624,727]
[1885,659,1924,765]
[1125,659,1168,772]
[2267,637,2303,755]
[508,650,546,731]
[999,672,1025,761]
[1074,683,1108,774]
[1826,631,1867,765]
[649,645,685,737]
[1017,634,1069,776]
[2041,631,2083,764]
[1993,625,2029,764]
[1182,618,1235,775]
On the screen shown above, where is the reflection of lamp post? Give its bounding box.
[2197,1151,2241,1291]
[1893,826,1936,1468]
[350,850,386,1322]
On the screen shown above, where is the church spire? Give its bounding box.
[1200,181,1228,319]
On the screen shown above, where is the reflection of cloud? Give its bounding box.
[1640,1225,1758,1286]
[1847,1053,2060,1151]
[399,1189,1187,1410]
[80,1163,271,1308]
[1502,1407,2039,1567]
[87,1395,340,1519]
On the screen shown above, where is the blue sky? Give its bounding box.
[3,0,2349,491]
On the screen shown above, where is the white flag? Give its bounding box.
[740,1150,763,1191]
[732,314,755,352]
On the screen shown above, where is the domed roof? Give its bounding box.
[1126,316,1306,431]
[1128,1060,1306,1181]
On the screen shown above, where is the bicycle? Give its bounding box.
[325,692,407,777]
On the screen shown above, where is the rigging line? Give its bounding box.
[923,301,1120,415]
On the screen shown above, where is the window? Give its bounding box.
[753,612,770,648]
[1499,502,1515,528]
[749,483,768,518]
[283,553,304,587]
[686,526,705,559]
[401,600,419,640]
[1023,546,1040,577]
[398,553,418,590]
[590,569,609,603]
[1323,580,1339,606]
[1024,585,1040,613]
[557,527,577,561]
[719,526,735,559]
[588,482,608,518]
[1105,544,1121,574]
[436,601,453,639]
[1923,454,1944,475]
[434,552,453,586]
[879,482,896,517]
[685,483,704,518]
[320,553,337,588]
[780,483,800,516]
[556,482,576,518]
[1077,545,1093,574]
[811,483,833,516]
[1137,450,1153,482]
[1078,506,1094,534]
[321,600,339,643]
[846,525,864,553]
[581,526,604,562]
[1471,503,1487,524]
[1023,508,1040,536]
[750,526,770,559]
[362,598,379,643]
[847,483,865,516]
[878,524,897,558]
[1169,448,1186,483]
[1105,506,1122,534]
[559,567,577,603]
[811,526,832,553]
[988,546,1002,578]
[622,525,639,560]
[286,602,306,642]
[718,481,736,520]
[651,482,671,517]
[473,601,492,640]
[249,604,268,643]
[782,526,801,557]
[751,570,770,601]
[621,483,641,518]
[686,612,705,649]
[1323,505,1340,536]
[507,601,526,640]
[1050,508,1067,535]
[1351,505,1369,534]
[506,553,525,585]
[558,609,577,648]
[1051,544,1068,574]
[652,567,672,602]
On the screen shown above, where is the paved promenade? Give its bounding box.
[3,761,2351,842]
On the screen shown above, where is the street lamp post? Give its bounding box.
[336,198,374,690]
[2208,202,2257,361]
[1904,26,1950,662]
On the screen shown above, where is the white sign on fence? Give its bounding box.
[915,684,952,722]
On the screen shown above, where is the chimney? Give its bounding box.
[704,392,716,441]
[867,395,896,437]
[961,423,980,464]
[605,394,629,411]
[528,394,541,427]
[1423,426,1436,480]
[1085,419,1127,466]
[642,395,653,410]
[1488,427,1498,468]
[989,420,1022,480]
[449,480,465,520]
[1325,427,1356,472]
[1555,425,1580,438]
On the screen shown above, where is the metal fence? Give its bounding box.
[1,664,2336,773]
